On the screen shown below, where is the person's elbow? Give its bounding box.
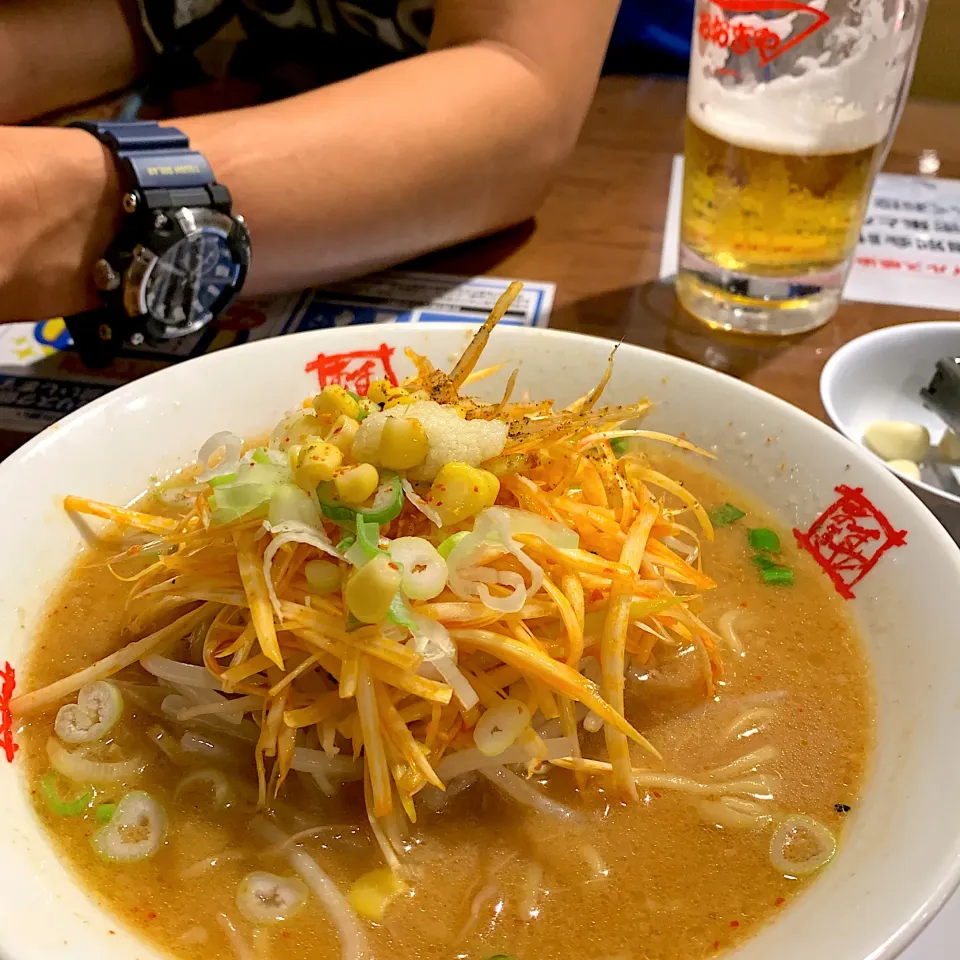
[480,53,593,232]
[481,97,583,234]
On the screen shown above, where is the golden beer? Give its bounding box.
[678,0,926,335]
[680,118,881,278]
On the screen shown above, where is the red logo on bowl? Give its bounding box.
[304,344,398,395]
[0,662,18,763]
[793,485,907,600]
[699,1,830,66]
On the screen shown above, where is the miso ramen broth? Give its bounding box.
[18,456,872,960]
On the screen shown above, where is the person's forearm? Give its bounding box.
[0,42,584,321]
[0,127,122,321]
[178,43,576,297]
[0,0,141,122]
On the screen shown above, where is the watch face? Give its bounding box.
[141,226,242,335]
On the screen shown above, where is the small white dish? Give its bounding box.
[821,321,960,537]
[2,325,960,960]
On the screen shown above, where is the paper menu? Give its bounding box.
[0,271,555,434]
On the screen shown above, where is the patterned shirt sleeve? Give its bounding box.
[136,0,238,55]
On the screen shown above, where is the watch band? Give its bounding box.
[69,120,215,191]
[66,120,243,369]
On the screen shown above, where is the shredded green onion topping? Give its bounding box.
[346,391,369,420]
[609,437,629,457]
[355,516,382,561]
[207,472,237,488]
[319,472,403,526]
[709,503,746,527]
[41,773,92,818]
[748,528,781,552]
[753,554,794,585]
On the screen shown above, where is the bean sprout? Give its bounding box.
[717,610,745,657]
[180,850,245,880]
[481,766,578,820]
[216,912,255,960]
[253,819,368,960]
[707,745,778,780]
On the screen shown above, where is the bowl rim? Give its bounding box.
[4,322,960,960]
[820,320,960,508]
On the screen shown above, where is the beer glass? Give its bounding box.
[678,0,928,336]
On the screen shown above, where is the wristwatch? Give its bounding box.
[65,120,251,367]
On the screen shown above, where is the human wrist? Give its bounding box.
[0,127,122,322]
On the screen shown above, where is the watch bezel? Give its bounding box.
[121,205,252,342]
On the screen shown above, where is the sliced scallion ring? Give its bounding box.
[197,431,242,480]
[174,768,232,810]
[55,681,123,744]
[318,471,403,526]
[236,871,309,924]
[474,698,531,757]
[389,537,447,600]
[41,772,92,817]
[769,814,837,877]
[92,791,166,862]
[437,530,469,559]
[47,737,143,784]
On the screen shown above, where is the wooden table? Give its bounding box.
[417,76,960,419]
[2,75,958,459]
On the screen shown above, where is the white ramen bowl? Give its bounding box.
[821,322,960,539]
[0,325,959,960]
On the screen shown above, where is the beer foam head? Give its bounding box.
[688,74,887,155]
[687,0,920,156]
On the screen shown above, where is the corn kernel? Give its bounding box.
[312,384,360,421]
[274,411,323,451]
[334,462,380,504]
[368,379,397,405]
[478,470,499,502]
[383,393,417,409]
[305,559,341,594]
[345,554,402,623]
[368,379,409,407]
[428,462,500,525]
[326,415,359,456]
[347,868,408,922]
[379,418,429,471]
[293,440,342,487]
